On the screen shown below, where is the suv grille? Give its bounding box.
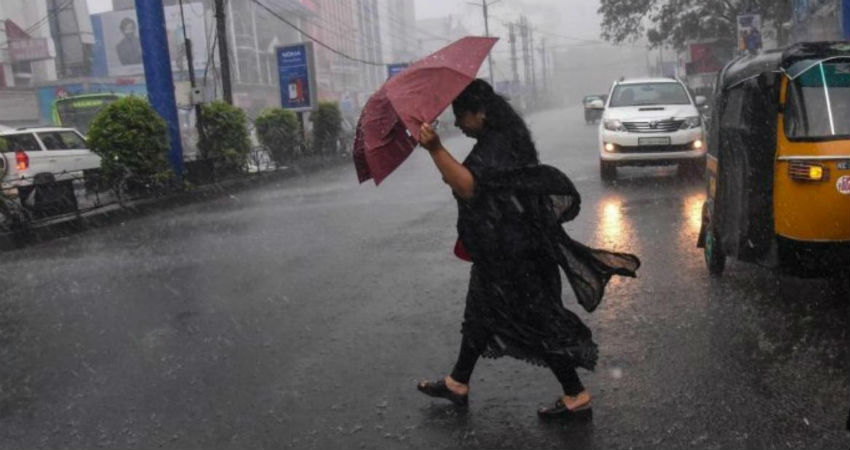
[622,120,684,133]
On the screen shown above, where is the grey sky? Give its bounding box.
[87,0,111,14]
[414,0,604,42]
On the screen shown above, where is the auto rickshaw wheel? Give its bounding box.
[704,225,726,276]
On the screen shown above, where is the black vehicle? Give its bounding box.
[582,94,607,124]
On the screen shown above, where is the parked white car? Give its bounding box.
[598,78,706,180]
[0,127,101,213]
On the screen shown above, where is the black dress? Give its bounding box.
[455,130,640,371]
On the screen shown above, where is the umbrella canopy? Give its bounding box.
[353,36,499,185]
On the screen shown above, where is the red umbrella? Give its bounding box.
[354,36,499,185]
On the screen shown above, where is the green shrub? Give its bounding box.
[255,107,302,164]
[198,101,251,171]
[87,96,172,186]
[309,102,342,156]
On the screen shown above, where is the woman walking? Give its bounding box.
[416,79,640,419]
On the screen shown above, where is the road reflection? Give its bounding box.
[679,192,705,249]
[592,195,637,253]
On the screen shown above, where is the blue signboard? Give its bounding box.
[843,0,850,40]
[276,42,318,112]
[387,63,409,80]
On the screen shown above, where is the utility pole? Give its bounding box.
[529,23,536,97]
[178,0,205,158]
[539,38,547,92]
[520,16,530,89]
[214,0,233,104]
[482,0,493,85]
[509,23,519,84]
[49,0,66,77]
[470,0,499,85]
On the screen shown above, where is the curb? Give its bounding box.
[0,155,351,252]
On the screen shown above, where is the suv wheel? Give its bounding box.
[600,160,616,181]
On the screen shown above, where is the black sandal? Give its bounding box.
[417,379,468,406]
[537,398,592,420]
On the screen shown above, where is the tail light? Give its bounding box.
[15,150,28,171]
[788,161,828,182]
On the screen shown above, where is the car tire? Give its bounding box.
[600,160,616,181]
[703,224,725,276]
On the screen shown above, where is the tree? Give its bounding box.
[309,102,342,157]
[87,96,172,187]
[198,101,251,172]
[255,108,302,165]
[598,0,793,49]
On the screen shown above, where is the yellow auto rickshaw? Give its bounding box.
[698,42,850,276]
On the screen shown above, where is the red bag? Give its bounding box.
[453,238,472,262]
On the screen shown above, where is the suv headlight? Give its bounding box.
[679,116,701,129]
[603,119,626,132]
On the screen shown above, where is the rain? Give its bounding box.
[0,0,848,449]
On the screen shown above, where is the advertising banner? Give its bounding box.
[276,42,318,112]
[687,42,725,75]
[4,19,51,63]
[737,14,763,52]
[91,2,208,77]
[386,63,409,79]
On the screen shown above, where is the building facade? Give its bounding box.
[0,0,94,88]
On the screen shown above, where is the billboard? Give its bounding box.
[4,19,52,63]
[91,3,208,77]
[687,42,726,75]
[737,14,763,52]
[276,42,318,112]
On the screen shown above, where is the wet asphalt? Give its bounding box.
[0,106,848,450]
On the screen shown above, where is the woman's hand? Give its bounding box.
[419,123,443,152]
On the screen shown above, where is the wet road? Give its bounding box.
[1,106,848,449]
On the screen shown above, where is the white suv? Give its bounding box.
[0,127,101,213]
[598,78,706,180]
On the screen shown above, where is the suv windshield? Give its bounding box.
[785,58,850,139]
[609,82,691,107]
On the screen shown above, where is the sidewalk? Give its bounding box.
[0,154,352,252]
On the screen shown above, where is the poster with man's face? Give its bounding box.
[96,3,208,77]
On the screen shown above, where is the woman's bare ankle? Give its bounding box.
[444,375,469,395]
[561,390,590,409]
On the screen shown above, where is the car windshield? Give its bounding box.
[785,58,850,139]
[609,82,691,107]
